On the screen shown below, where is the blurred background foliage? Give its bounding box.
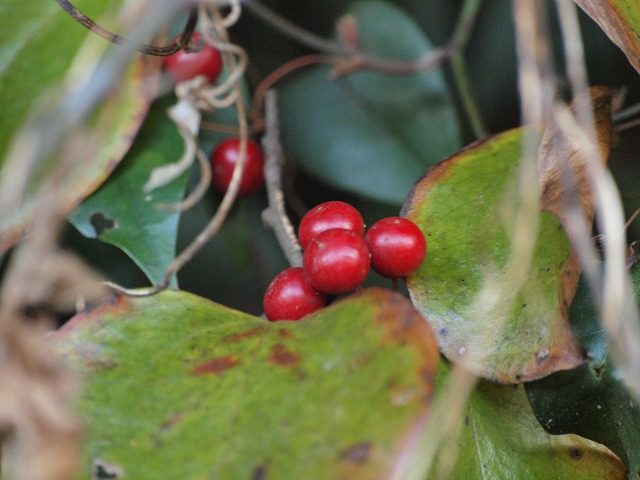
[62,0,640,316]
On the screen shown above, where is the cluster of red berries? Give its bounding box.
[264,201,427,322]
[164,33,266,197]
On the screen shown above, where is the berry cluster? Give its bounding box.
[264,201,427,322]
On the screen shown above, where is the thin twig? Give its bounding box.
[613,100,640,123]
[55,0,198,56]
[248,0,482,129]
[625,206,640,231]
[250,54,335,129]
[260,90,303,267]
[615,117,640,133]
[243,0,469,76]
[200,121,242,135]
[451,52,487,139]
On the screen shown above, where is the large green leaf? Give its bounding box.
[427,362,624,480]
[54,288,439,479]
[575,0,640,75]
[526,264,640,478]
[0,0,159,251]
[278,0,460,206]
[69,97,189,287]
[402,128,583,383]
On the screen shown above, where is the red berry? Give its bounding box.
[365,217,426,279]
[303,229,371,294]
[210,138,265,195]
[263,267,327,321]
[298,201,365,250]
[164,33,223,83]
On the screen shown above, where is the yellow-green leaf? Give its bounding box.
[402,128,583,383]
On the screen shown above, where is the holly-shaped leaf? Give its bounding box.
[526,263,640,479]
[54,288,438,479]
[278,0,460,206]
[427,362,624,480]
[402,127,584,382]
[0,0,159,252]
[575,0,640,75]
[69,97,189,287]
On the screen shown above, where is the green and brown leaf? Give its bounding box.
[55,288,439,479]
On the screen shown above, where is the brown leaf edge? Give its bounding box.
[538,85,613,225]
[575,1,640,75]
[402,128,586,383]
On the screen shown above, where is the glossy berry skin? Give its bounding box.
[365,217,426,279]
[303,229,371,295]
[298,201,365,250]
[210,138,265,195]
[263,267,327,321]
[164,33,223,83]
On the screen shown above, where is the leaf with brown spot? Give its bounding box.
[191,356,241,375]
[268,344,301,367]
[54,288,438,479]
[574,0,640,75]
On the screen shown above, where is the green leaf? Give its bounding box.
[575,0,640,75]
[0,0,159,251]
[427,362,625,480]
[402,128,583,383]
[69,97,189,287]
[55,288,439,479]
[278,0,460,206]
[526,264,640,478]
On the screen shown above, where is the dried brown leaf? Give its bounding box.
[538,85,613,224]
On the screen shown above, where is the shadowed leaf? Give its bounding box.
[402,128,583,382]
[526,262,640,478]
[55,288,438,479]
[278,0,460,206]
[69,97,189,287]
[428,362,625,480]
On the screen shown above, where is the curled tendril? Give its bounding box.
[55,0,198,56]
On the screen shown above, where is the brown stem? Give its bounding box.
[248,0,482,128]
[250,54,336,130]
[625,206,640,231]
[260,90,303,267]
[615,117,640,133]
[200,121,242,135]
[54,0,198,56]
